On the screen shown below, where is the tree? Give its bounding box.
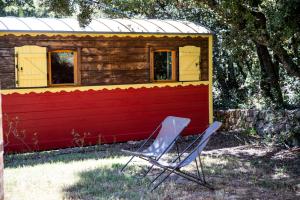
[3,0,299,108]
[197,0,300,107]
[0,0,45,17]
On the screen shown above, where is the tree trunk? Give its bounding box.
[271,44,300,78]
[255,43,284,107]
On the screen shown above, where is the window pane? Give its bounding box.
[51,52,74,84]
[154,51,172,80]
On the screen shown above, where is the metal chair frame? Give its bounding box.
[120,117,189,175]
[148,122,222,191]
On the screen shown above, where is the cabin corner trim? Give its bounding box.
[208,35,213,124]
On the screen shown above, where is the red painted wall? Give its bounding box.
[2,85,209,152]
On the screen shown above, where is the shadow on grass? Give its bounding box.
[62,163,215,200]
[201,146,299,199]
[208,145,300,181]
[63,163,151,200]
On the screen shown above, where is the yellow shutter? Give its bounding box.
[179,46,201,81]
[15,46,47,87]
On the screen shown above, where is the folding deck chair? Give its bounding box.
[148,121,222,191]
[120,116,191,174]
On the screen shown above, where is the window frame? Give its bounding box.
[48,50,78,86]
[150,48,177,82]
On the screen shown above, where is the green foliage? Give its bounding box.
[245,128,257,137]
[262,131,296,148]
[0,0,49,17]
[40,0,74,17]
[0,0,34,16]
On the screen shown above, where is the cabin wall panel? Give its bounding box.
[81,54,147,63]
[79,41,150,85]
[200,47,209,81]
[2,85,209,152]
[0,48,14,56]
[0,47,15,89]
[81,69,149,85]
[0,73,15,89]
[81,47,147,55]
[0,35,209,89]
[81,62,148,71]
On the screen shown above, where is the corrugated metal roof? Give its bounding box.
[0,17,212,34]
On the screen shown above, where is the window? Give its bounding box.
[150,49,176,82]
[48,50,77,85]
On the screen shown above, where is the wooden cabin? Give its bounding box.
[0,17,213,152]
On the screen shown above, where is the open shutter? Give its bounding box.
[15,45,47,87]
[179,46,201,81]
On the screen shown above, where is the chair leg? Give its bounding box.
[175,142,181,162]
[150,170,173,192]
[198,156,206,183]
[180,171,214,190]
[149,169,167,186]
[120,155,135,172]
[142,164,154,177]
[173,169,214,191]
[195,158,202,182]
[149,165,215,191]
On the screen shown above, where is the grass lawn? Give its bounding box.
[4,132,300,200]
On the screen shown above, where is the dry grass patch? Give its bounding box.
[4,132,300,199]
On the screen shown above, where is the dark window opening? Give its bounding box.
[151,50,176,82]
[154,51,173,80]
[50,51,75,84]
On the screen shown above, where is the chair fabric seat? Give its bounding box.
[150,159,179,169]
[120,116,191,174]
[122,116,191,159]
[151,122,223,169]
[121,149,157,158]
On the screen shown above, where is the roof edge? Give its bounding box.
[0,17,213,34]
[0,30,213,37]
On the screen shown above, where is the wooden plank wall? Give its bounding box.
[0,35,209,89]
[0,48,15,89]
